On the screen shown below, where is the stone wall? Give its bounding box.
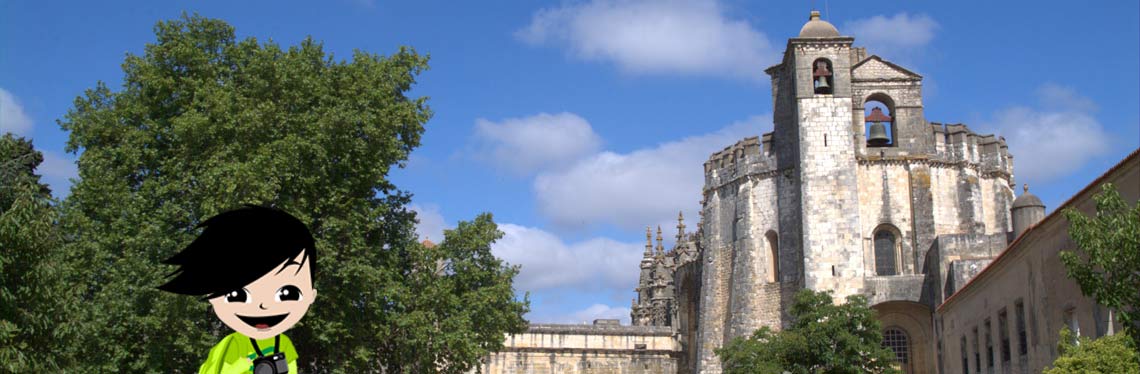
[478,323,681,374]
[796,95,865,300]
[637,24,1018,373]
[937,150,1139,374]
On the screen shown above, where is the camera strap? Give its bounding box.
[249,335,281,357]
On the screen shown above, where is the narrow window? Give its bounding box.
[973,327,981,373]
[985,319,993,369]
[874,228,898,276]
[766,231,779,283]
[960,336,969,374]
[1015,301,1027,357]
[999,309,1011,363]
[1063,307,1080,343]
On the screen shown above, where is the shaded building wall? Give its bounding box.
[937,150,1138,374]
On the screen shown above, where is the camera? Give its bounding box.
[252,352,288,374]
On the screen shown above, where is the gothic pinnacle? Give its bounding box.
[644,226,653,256]
[655,225,664,255]
[676,211,686,241]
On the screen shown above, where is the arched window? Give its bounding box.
[812,59,833,95]
[864,93,896,147]
[874,225,899,276]
[883,327,910,373]
[765,231,779,283]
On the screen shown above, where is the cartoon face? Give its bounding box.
[208,251,316,340]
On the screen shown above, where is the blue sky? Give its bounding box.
[2,0,1137,324]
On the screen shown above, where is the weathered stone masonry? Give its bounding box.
[479,10,1080,374]
[661,11,1016,374]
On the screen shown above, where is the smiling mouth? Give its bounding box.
[236,314,289,330]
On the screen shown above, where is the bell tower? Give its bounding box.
[768,10,865,299]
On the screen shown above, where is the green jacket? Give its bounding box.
[199,332,298,374]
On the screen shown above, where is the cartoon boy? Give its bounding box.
[158,205,317,374]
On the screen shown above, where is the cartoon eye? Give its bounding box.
[276,285,303,302]
[224,289,250,303]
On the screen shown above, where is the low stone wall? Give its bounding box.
[476,322,681,374]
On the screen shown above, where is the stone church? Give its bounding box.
[478,11,1137,374]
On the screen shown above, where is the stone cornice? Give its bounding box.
[495,346,683,357]
[525,323,674,336]
[703,166,790,196]
[856,155,1012,179]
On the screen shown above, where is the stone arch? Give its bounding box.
[873,223,903,276]
[673,261,701,374]
[765,230,779,283]
[863,92,897,147]
[874,301,934,374]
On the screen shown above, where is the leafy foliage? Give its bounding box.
[717,289,900,374]
[53,13,527,373]
[0,134,52,206]
[0,134,68,372]
[1044,327,1140,373]
[1060,183,1140,346]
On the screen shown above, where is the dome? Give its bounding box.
[799,10,840,38]
[1012,184,1045,209]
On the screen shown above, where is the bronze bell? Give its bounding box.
[865,106,892,146]
[867,122,890,146]
[814,75,830,90]
[813,61,832,94]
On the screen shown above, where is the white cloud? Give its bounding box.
[844,13,938,57]
[38,151,79,198]
[984,84,1111,182]
[534,115,766,230]
[1036,83,1098,113]
[543,303,632,325]
[493,223,643,293]
[517,0,777,80]
[0,88,33,136]
[472,112,602,175]
[409,203,447,243]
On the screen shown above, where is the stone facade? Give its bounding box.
[679,13,1016,373]
[937,151,1139,374]
[478,12,1132,374]
[477,320,681,374]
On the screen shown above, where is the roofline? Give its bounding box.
[851,55,924,79]
[937,147,1140,312]
[787,36,855,43]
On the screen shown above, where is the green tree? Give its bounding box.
[0,134,52,206]
[1060,183,1140,346]
[0,134,69,372]
[1044,327,1140,373]
[55,13,527,373]
[717,290,900,374]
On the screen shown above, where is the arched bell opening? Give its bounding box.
[864,93,896,147]
[812,58,834,95]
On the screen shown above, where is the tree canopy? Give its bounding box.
[1044,327,1140,373]
[51,13,527,373]
[716,289,900,374]
[1060,183,1140,346]
[0,134,68,372]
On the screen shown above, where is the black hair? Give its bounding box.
[158,205,317,300]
